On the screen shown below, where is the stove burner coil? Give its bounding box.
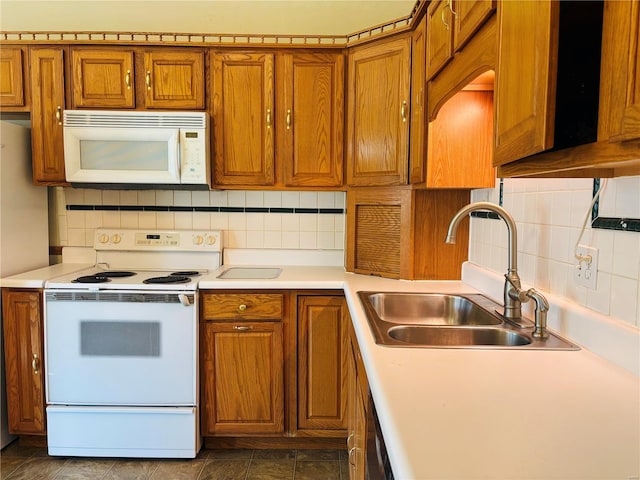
[73,275,110,284]
[143,275,191,285]
[101,271,136,278]
[170,271,200,277]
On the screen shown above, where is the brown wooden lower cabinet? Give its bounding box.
[347,319,368,479]
[200,291,285,436]
[200,290,350,442]
[295,294,349,436]
[1,288,46,435]
[200,320,285,435]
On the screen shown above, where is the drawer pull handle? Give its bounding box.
[238,304,247,312]
[233,325,252,331]
[32,354,40,375]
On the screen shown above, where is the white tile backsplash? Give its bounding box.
[470,176,640,328]
[55,189,346,260]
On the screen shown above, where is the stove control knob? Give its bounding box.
[193,235,204,245]
[206,235,217,245]
[98,234,109,244]
[111,234,122,244]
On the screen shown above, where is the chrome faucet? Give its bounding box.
[445,202,549,339]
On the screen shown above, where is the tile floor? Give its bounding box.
[0,441,349,480]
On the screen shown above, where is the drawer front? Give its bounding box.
[202,293,283,320]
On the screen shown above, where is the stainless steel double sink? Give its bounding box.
[358,291,579,350]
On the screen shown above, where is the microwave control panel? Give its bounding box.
[180,129,208,184]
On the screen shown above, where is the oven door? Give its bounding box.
[44,290,197,406]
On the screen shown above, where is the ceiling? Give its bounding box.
[0,1,417,36]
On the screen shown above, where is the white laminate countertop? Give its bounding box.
[201,264,640,480]
[0,263,93,288]
[3,263,639,478]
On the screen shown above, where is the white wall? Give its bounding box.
[52,187,345,254]
[0,1,415,36]
[470,176,640,328]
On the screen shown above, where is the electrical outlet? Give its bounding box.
[574,245,598,289]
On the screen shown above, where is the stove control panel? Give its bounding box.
[94,229,222,252]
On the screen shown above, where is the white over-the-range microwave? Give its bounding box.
[63,110,210,189]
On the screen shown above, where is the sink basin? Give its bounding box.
[217,267,282,279]
[364,292,501,325]
[357,291,579,350]
[388,326,531,347]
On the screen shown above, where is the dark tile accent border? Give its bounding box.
[67,205,345,214]
[591,178,640,232]
[470,211,501,220]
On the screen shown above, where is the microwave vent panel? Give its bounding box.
[63,110,207,129]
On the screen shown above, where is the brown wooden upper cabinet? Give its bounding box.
[212,52,275,187]
[346,36,411,187]
[598,0,640,143]
[212,51,344,189]
[276,53,344,188]
[30,47,67,185]
[427,0,496,81]
[71,49,135,108]
[494,1,559,166]
[71,47,204,109]
[0,46,28,110]
[142,49,204,109]
[495,0,639,177]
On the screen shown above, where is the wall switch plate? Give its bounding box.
[574,245,598,289]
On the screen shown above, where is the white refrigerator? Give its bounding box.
[0,120,50,448]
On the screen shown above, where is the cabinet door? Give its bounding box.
[201,321,284,435]
[599,0,640,142]
[454,0,497,51]
[30,48,66,185]
[494,1,559,166]
[71,48,135,108]
[410,16,427,184]
[2,289,46,435]
[297,296,349,432]
[347,37,411,187]
[212,52,275,186]
[347,323,367,480]
[142,49,204,109]
[0,47,27,108]
[278,53,344,187]
[426,0,454,80]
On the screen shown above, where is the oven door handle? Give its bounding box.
[178,294,191,306]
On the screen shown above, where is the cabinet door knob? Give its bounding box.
[238,304,247,312]
[32,354,40,375]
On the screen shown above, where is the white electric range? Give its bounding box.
[44,228,222,459]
